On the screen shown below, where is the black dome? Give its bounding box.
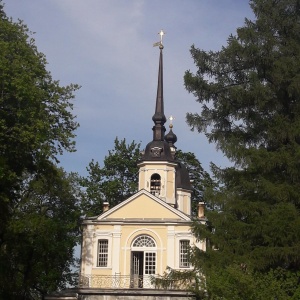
[175,161,192,191]
[165,128,177,146]
[142,140,174,162]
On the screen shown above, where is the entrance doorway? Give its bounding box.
[130,235,156,288]
[131,251,143,288]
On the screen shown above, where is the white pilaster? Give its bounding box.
[167,226,175,268]
[112,225,122,274]
[81,226,94,275]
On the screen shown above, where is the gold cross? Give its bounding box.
[158,29,165,45]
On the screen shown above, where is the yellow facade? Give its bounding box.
[80,190,205,284]
[105,194,182,220]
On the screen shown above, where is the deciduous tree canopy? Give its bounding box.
[0,4,80,298]
[80,138,141,216]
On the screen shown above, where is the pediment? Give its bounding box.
[96,189,190,221]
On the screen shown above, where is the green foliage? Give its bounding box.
[80,137,141,216]
[185,0,300,298]
[0,3,79,225]
[0,4,80,299]
[151,266,205,299]
[0,166,81,299]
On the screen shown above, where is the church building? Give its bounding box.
[46,32,206,300]
[78,34,206,290]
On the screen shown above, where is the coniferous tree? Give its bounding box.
[184,0,300,298]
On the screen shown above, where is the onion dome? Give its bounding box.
[165,123,177,150]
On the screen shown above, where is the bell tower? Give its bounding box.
[138,31,192,213]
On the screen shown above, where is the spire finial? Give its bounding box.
[153,29,165,49]
[168,115,175,128]
[159,29,165,48]
[152,30,166,141]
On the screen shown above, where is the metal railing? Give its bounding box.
[79,274,190,290]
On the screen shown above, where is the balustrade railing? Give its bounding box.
[79,274,189,290]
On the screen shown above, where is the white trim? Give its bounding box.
[137,161,178,167]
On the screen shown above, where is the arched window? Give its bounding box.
[150,173,161,196]
[132,235,156,247]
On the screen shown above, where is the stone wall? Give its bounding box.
[45,288,195,300]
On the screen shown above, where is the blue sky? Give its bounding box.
[4,1,253,176]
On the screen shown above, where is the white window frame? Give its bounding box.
[179,240,190,268]
[175,232,193,269]
[144,251,156,275]
[93,232,112,269]
[97,239,109,267]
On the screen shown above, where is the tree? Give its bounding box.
[0,166,81,299]
[80,138,210,217]
[80,137,141,216]
[0,2,79,230]
[0,4,80,299]
[184,0,300,298]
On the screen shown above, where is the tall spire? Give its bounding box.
[152,30,166,141]
[141,30,174,162]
